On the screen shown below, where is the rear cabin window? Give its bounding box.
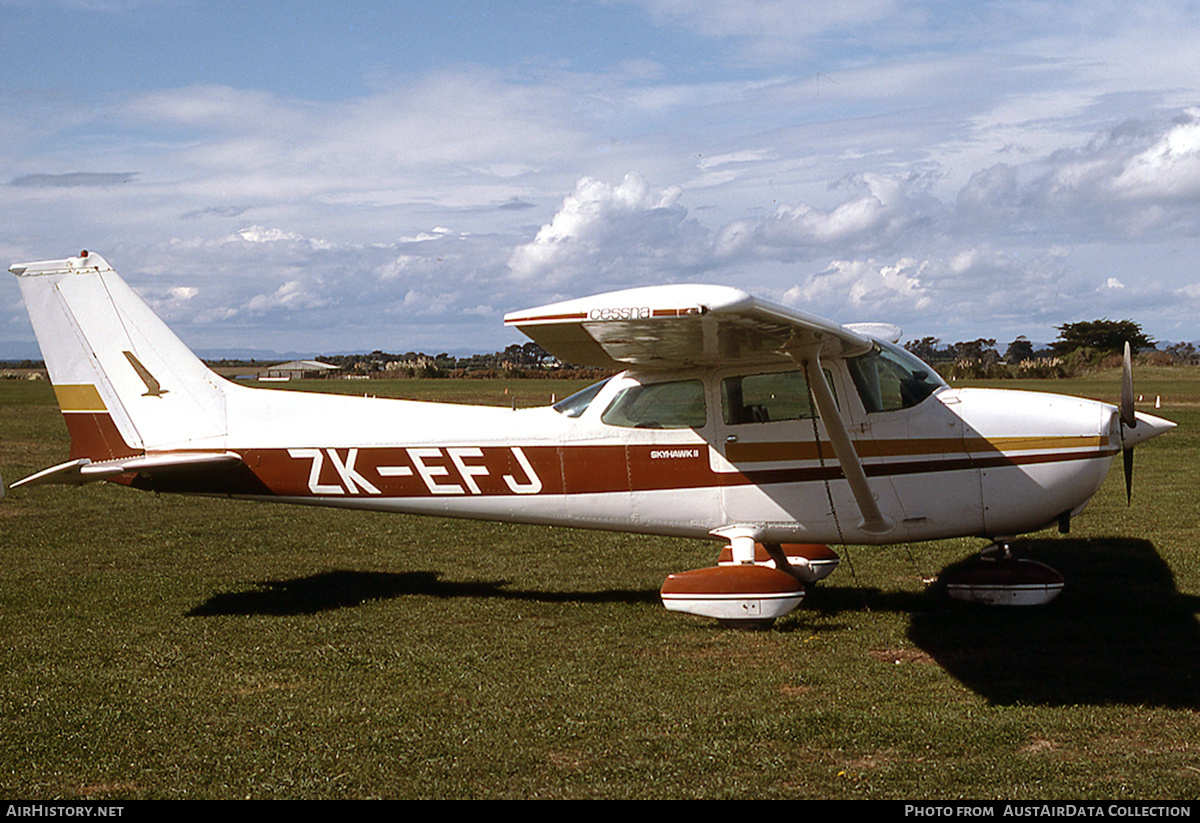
[721,370,815,425]
[600,379,707,429]
[847,342,945,413]
[720,369,838,425]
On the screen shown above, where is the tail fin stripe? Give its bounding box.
[53,384,108,413]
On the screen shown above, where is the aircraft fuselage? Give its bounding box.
[13,254,1173,554]
[108,360,1135,547]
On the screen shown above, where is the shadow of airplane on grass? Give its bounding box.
[186,569,659,618]
[186,537,1200,708]
[905,537,1200,709]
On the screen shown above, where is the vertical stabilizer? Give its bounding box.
[11,252,230,460]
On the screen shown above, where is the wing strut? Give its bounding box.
[788,342,894,536]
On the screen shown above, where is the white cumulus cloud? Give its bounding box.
[783,257,932,316]
[1111,110,1200,200]
[507,173,702,287]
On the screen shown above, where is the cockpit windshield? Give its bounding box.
[552,377,612,418]
[847,341,946,413]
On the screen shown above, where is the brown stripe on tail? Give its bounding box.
[53,384,141,461]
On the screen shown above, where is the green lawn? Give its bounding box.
[1,370,1197,799]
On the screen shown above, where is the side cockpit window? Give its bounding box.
[848,341,946,413]
[600,379,707,429]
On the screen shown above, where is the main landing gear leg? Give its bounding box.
[763,542,807,585]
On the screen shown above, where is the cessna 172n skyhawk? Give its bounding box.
[7,252,1175,626]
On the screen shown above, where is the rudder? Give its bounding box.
[11,252,230,461]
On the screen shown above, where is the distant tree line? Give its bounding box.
[904,318,1192,379]
[6,317,1197,381]
[307,317,1185,382]
[2,342,615,380]
[311,342,612,380]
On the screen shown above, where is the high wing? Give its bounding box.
[507,284,898,536]
[504,284,885,370]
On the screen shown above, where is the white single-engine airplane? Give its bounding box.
[7,252,1176,626]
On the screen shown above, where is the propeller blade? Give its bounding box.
[1119,341,1137,504]
[1123,445,1134,505]
[1121,342,1137,430]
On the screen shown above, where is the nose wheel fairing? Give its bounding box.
[660,542,840,627]
[941,542,1065,606]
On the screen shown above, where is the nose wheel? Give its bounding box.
[979,540,1014,561]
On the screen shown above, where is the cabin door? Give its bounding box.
[711,366,858,541]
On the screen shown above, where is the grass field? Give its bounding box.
[1,371,1198,799]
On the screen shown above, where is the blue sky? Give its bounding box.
[4,0,1200,358]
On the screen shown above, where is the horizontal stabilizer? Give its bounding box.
[11,452,243,489]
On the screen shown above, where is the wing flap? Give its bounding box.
[505,284,873,369]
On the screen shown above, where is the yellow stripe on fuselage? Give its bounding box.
[860,435,1107,458]
[965,435,1107,455]
[52,384,107,413]
[726,435,1108,464]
